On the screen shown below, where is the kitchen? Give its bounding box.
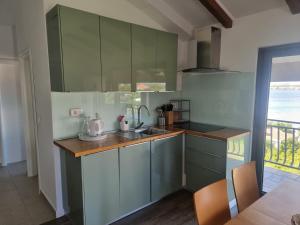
[2,0,300,225]
[48,4,253,225]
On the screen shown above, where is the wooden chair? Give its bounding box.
[232,161,260,213]
[193,179,231,225]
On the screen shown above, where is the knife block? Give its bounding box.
[166,111,174,125]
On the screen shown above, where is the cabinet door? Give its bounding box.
[151,135,183,201]
[60,6,101,91]
[120,142,151,215]
[131,25,157,91]
[100,17,131,92]
[185,135,227,191]
[46,7,64,91]
[156,31,178,91]
[81,149,119,225]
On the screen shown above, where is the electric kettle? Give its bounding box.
[88,117,104,137]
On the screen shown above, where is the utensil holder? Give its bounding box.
[158,117,166,126]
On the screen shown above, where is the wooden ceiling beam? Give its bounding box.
[285,0,300,14]
[198,0,233,28]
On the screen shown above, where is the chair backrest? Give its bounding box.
[193,179,231,225]
[232,161,260,212]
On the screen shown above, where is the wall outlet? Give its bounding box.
[69,108,83,117]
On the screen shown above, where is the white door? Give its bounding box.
[20,52,39,177]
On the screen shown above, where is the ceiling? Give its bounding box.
[163,0,216,27]
[127,0,287,39]
[221,0,285,18]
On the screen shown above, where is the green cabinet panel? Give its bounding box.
[60,6,101,91]
[131,25,157,91]
[65,152,83,225]
[186,135,227,158]
[120,142,151,215]
[100,17,131,92]
[132,24,178,92]
[186,148,226,174]
[185,134,227,191]
[47,5,101,92]
[186,164,225,191]
[156,31,178,91]
[46,7,64,92]
[151,135,183,201]
[81,149,119,225]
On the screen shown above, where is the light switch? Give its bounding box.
[69,108,83,117]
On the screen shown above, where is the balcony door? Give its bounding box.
[253,43,300,192]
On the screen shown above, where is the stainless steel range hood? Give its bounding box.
[182,27,239,75]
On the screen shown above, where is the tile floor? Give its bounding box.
[263,166,300,192]
[0,161,56,225]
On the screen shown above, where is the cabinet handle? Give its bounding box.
[122,142,148,148]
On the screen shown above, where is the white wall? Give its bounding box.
[13,0,57,211]
[0,0,17,58]
[0,0,15,26]
[0,25,16,58]
[220,6,300,73]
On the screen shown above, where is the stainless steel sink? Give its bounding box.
[116,131,149,140]
[140,128,169,135]
[116,127,169,140]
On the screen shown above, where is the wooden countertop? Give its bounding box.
[185,128,250,141]
[54,126,249,158]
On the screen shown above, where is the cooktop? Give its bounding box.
[174,122,225,133]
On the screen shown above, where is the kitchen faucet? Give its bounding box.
[135,105,150,129]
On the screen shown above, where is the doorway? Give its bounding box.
[252,43,300,192]
[263,56,300,192]
[19,50,39,177]
[0,54,55,225]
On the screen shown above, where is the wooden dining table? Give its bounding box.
[225,180,300,225]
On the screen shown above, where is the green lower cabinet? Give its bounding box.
[185,134,227,191]
[81,149,119,225]
[64,152,84,225]
[63,136,185,225]
[119,142,151,215]
[151,135,183,201]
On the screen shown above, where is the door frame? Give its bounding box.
[252,42,300,192]
[19,49,39,177]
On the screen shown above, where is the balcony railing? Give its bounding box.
[265,119,300,170]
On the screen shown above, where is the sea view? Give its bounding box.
[268,83,300,123]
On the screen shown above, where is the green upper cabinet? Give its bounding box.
[100,17,132,92]
[46,6,64,92]
[151,135,183,202]
[131,25,157,92]
[156,31,178,91]
[47,5,178,92]
[132,24,178,92]
[46,5,101,92]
